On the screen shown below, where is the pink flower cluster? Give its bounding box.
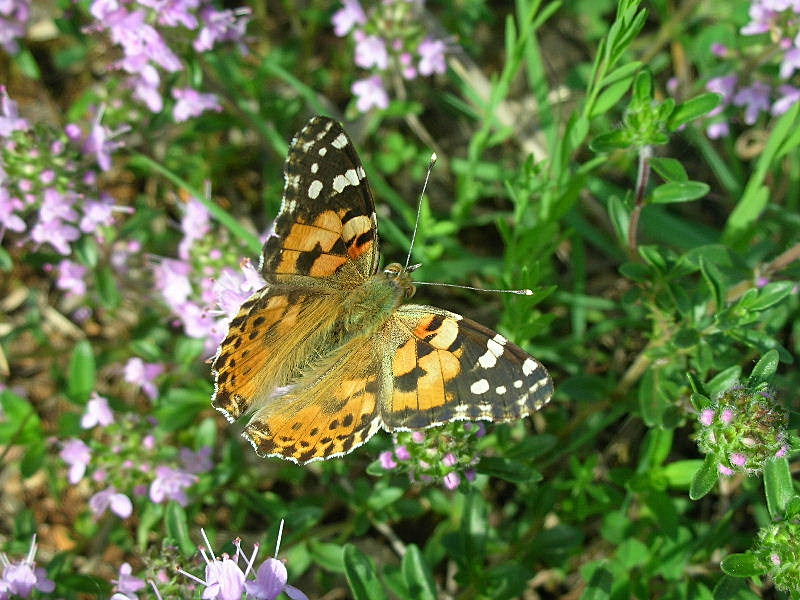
[87,0,250,119]
[59,387,213,521]
[177,526,308,600]
[331,0,450,112]
[152,198,266,354]
[0,536,55,598]
[0,88,129,256]
[0,0,30,53]
[705,0,800,138]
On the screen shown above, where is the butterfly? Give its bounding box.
[211,116,553,464]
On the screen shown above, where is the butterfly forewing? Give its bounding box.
[261,116,379,283]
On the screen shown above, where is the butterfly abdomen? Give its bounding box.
[340,272,405,338]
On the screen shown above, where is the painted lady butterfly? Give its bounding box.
[211,116,553,464]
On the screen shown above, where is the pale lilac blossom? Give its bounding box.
[699,409,715,427]
[772,84,800,114]
[733,80,770,124]
[180,446,213,474]
[178,198,212,260]
[0,536,55,598]
[0,0,30,54]
[355,34,389,70]
[332,0,366,37]
[379,451,397,469]
[149,465,198,506]
[245,558,309,600]
[0,85,29,136]
[443,472,461,490]
[60,438,92,483]
[172,88,222,122]
[124,357,165,400]
[90,487,133,518]
[0,189,25,232]
[194,6,251,52]
[352,75,389,112]
[417,38,447,76]
[112,562,146,600]
[718,464,735,476]
[81,392,115,429]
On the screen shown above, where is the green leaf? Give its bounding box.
[649,157,688,182]
[668,93,722,130]
[581,565,613,600]
[67,340,96,403]
[651,181,710,204]
[748,349,780,384]
[764,458,793,520]
[590,130,630,152]
[699,256,726,310]
[690,454,719,500]
[344,544,389,600]
[165,502,195,557]
[706,366,742,396]
[96,266,122,309]
[661,460,704,488]
[366,487,404,511]
[607,195,631,245]
[720,553,766,578]
[308,540,346,573]
[746,281,795,311]
[401,545,437,600]
[476,457,540,483]
[639,367,668,427]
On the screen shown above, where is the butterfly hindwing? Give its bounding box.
[261,116,379,283]
[242,340,386,464]
[383,305,553,430]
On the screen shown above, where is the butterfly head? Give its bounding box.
[383,262,417,299]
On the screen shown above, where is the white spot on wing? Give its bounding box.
[311,162,319,173]
[522,358,538,376]
[332,133,348,149]
[495,385,506,395]
[318,147,327,156]
[513,380,523,389]
[477,350,497,369]
[470,379,490,394]
[492,333,507,345]
[308,180,323,199]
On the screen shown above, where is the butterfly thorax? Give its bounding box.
[341,262,415,337]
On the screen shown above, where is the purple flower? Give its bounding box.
[418,38,447,76]
[139,0,200,29]
[153,258,193,309]
[60,438,92,484]
[711,43,729,57]
[149,465,198,506]
[733,81,771,125]
[84,109,129,171]
[351,75,389,112]
[355,34,389,70]
[90,487,133,518]
[110,9,183,73]
[443,471,461,490]
[718,464,735,476]
[113,562,146,599]
[0,536,55,598]
[80,194,121,233]
[194,6,251,52]
[212,263,265,319]
[30,217,80,255]
[180,446,213,474]
[699,409,715,427]
[172,88,222,122]
[395,445,410,460]
[178,530,250,600]
[721,408,735,424]
[772,84,800,114]
[706,121,730,139]
[411,431,425,443]
[442,452,457,467]
[379,451,397,469]
[124,357,165,400]
[706,75,738,116]
[0,189,26,232]
[132,66,164,112]
[332,0,366,37]
[0,0,30,54]
[178,197,211,259]
[81,392,115,429]
[0,85,29,136]
[245,558,309,600]
[730,452,748,467]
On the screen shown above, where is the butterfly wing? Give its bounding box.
[213,116,382,439]
[242,339,386,464]
[260,116,380,284]
[382,305,553,430]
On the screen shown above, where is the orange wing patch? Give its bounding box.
[243,342,384,464]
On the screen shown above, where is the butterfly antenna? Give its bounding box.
[415,281,534,295]
[404,152,437,269]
